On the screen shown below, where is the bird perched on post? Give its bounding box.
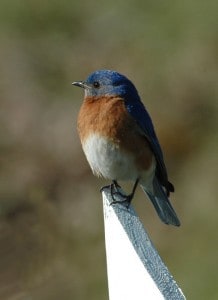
[72,70,180,226]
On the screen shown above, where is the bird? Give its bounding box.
[72,70,180,226]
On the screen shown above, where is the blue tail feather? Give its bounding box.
[141,177,180,226]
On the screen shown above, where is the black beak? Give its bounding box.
[72,81,90,89]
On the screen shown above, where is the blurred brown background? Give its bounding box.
[0,1,218,299]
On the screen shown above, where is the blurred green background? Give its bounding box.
[0,0,218,299]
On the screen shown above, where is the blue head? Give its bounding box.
[72,70,140,101]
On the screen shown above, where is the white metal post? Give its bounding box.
[102,188,186,300]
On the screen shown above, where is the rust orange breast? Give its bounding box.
[77,96,153,171]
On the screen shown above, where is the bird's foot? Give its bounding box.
[100,180,130,206]
[100,180,121,194]
[100,180,121,200]
[101,178,139,208]
[110,181,133,208]
[110,193,133,208]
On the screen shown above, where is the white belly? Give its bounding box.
[82,134,139,180]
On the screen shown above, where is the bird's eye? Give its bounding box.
[93,81,100,88]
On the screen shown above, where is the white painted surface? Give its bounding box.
[102,189,186,300]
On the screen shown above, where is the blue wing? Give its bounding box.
[124,99,173,193]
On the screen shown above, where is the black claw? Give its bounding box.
[101,178,140,208]
[100,185,110,193]
[100,180,120,193]
[110,194,133,208]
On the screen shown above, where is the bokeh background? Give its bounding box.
[0,1,218,299]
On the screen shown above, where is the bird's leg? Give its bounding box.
[111,178,140,208]
[111,180,121,193]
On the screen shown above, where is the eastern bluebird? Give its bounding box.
[72,70,180,226]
